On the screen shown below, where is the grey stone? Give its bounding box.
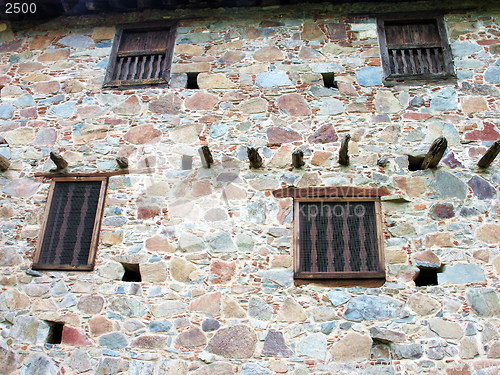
[356,66,383,86]
[130,361,155,375]
[451,41,482,57]
[468,176,496,200]
[13,94,35,107]
[262,330,293,357]
[438,263,486,284]
[315,97,345,115]
[466,288,500,316]
[206,325,257,358]
[9,316,49,344]
[248,296,273,320]
[191,362,233,375]
[64,349,92,373]
[256,268,293,288]
[391,343,424,359]
[327,291,350,306]
[209,124,227,138]
[485,66,500,84]
[103,216,127,226]
[344,295,404,321]
[460,81,500,96]
[241,364,271,375]
[149,320,172,333]
[158,359,188,375]
[178,232,206,252]
[0,246,22,266]
[201,318,220,332]
[207,232,237,253]
[429,318,464,339]
[109,297,148,318]
[49,101,77,118]
[433,170,468,200]
[0,343,18,374]
[362,366,396,375]
[256,71,292,87]
[247,200,267,224]
[96,357,126,375]
[99,332,128,349]
[59,35,95,48]
[236,233,254,251]
[311,62,345,73]
[77,295,105,314]
[0,104,14,119]
[370,327,406,343]
[151,301,186,317]
[430,88,458,111]
[297,333,327,361]
[20,354,57,375]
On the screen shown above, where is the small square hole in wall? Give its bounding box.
[181,155,193,170]
[407,154,425,171]
[45,321,64,344]
[121,263,142,282]
[321,72,337,88]
[415,267,443,287]
[186,72,200,89]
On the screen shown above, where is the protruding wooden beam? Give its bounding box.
[421,136,447,170]
[478,140,500,168]
[199,145,214,168]
[247,147,263,169]
[339,134,351,166]
[116,156,129,169]
[50,152,68,170]
[292,150,305,169]
[0,155,11,171]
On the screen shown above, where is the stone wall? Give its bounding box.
[0,1,499,374]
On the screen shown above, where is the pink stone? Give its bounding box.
[20,107,37,119]
[137,205,161,219]
[3,178,41,198]
[62,326,92,346]
[267,127,302,144]
[277,94,311,116]
[210,261,236,284]
[130,335,168,349]
[149,94,182,114]
[185,92,219,110]
[114,95,141,116]
[18,62,45,74]
[175,327,207,347]
[311,151,333,166]
[78,106,104,119]
[89,316,114,336]
[123,125,162,145]
[77,295,105,314]
[190,292,221,316]
[220,51,245,64]
[38,49,70,62]
[464,122,500,141]
[308,124,338,143]
[191,180,212,197]
[34,128,57,146]
[145,235,175,252]
[33,81,60,94]
[461,96,488,113]
[425,233,453,248]
[253,46,284,62]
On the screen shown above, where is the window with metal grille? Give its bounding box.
[32,178,107,271]
[377,15,454,82]
[104,21,176,87]
[295,199,385,279]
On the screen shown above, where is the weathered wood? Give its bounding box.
[421,136,447,169]
[407,154,425,171]
[199,145,213,168]
[273,186,390,199]
[116,157,129,169]
[50,152,68,170]
[292,149,305,169]
[247,147,263,169]
[338,134,351,166]
[0,155,11,171]
[478,140,500,168]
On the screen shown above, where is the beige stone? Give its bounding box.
[92,27,116,40]
[222,296,246,318]
[198,73,236,89]
[174,44,204,56]
[140,262,168,283]
[101,231,123,246]
[268,144,294,168]
[253,46,284,62]
[393,176,426,197]
[331,332,372,362]
[476,224,500,244]
[239,97,267,114]
[426,232,453,248]
[386,249,408,264]
[494,255,500,275]
[277,297,306,322]
[302,21,326,40]
[170,257,197,282]
[172,62,210,73]
[408,292,440,315]
[429,318,464,339]
[145,235,175,252]
[271,255,293,268]
[190,292,221,316]
[5,127,35,145]
[459,337,479,359]
[461,96,488,113]
[311,151,332,166]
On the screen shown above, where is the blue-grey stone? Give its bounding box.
[311,62,345,73]
[256,71,292,87]
[309,86,338,97]
[392,343,423,359]
[58,35,95,49]
[209,123,227,138]
[60,294,77,308]
[51,280,68,297]
[241,363,272,375]
[451,41,482,57]
[0,104,14,119]
[485,66,500,83]
[327,291,350,306]
[430,88,458,111]
[468,176,496,200]
[207,232,237,253]
[130,360,155,375]
[21,354,57,375]
[149,320,172,332]
[434,170,468,200]
[96,40,112,48]
[103,216,127,226]
[315,97,344,115]
[362,366,396,375]
[465,288,500,316]
[49,101,77,118]
[320,321,337,334]
[236,233,254,251]
[99,332,128,349]
[10,316,49,344]
[438,263,486,284]
[96,58,109,68]
[9,55,19,63]
[297,333,327,361]
[14,94,36,107]
[249,296,273,320]
[202,318,220,332]
[41,94,65,105]
[177,33,213,44]
[256,269,293,288]
[344,295,404,321]
[460,207,479,217]
[26,269,43,277]
[247,200,266,224]
[356,66,383,86]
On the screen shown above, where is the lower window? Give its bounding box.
[32,177,108,271]
[295,199,385,279]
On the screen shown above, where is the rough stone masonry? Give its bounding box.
[0,1,499,374]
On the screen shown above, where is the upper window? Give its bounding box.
[32,177,108,271]
[104,21,176,87]
[377,15,454,83]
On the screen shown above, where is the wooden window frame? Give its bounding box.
[103,20,177,88]
[377,14,455,84]
[32,176,108,271]
[293,197,386,280]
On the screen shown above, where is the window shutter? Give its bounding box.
[297,201,383,277]
[33,179,107,270]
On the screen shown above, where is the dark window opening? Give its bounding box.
[45,321,64,344]
[186,72,200,89]
[121,263,142,282]
[321,73,337,88]
[415,267,443,286]
[407,154,425,171]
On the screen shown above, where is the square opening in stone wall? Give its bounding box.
[45,321,64,344]
[121,263,142,282]
[321,73,337,88]
[186,72,200,89]
[415,267,442,286]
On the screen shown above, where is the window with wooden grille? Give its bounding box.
[32,177,108,271]
[104,21,176,87]
[294,199,385,279]
[377,15,454,82]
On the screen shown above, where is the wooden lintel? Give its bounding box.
[34,168,153,180]
[247,147,263,169]
[49,152,68,170]
[116,156,129,169]
[478,140,500,168]
[199,145,214,168]
[292,149,305,169]
[0,155,11,171]
[273,186,390,199]
[421,136,447,170]
[339,134,351,166]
